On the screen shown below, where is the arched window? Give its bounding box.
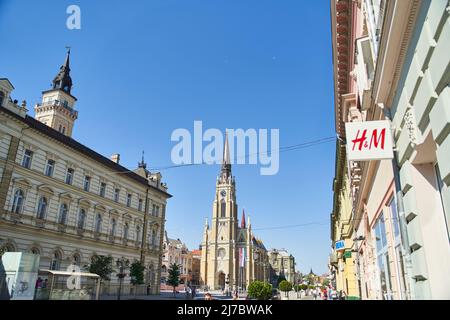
[123,222,129,239]
[135,225,141,243]
[151,228,157,246]
[78,209,86,229]
[50,251,62,270]
[220,199,226,218]
[110,218,116,236]
[59,203,68,224]
[12,189,24,214]
[95,214,102,233]
[37,196,48,219]
[30,247,40,255]
[161,265,167,273]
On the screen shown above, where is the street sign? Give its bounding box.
[345,120,394,161]
[335,240,345,251]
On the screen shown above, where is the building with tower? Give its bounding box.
[200,133,269,291]
[0,49,171,297]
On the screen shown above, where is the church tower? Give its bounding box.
[201,132,239,290]
[34,48,78,137]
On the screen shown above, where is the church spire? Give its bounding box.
[138,150,147,169]
[52,47,73,94]
[220,131,232,181]
[241,209,246,229]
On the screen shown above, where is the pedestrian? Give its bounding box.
[35,277,43,289]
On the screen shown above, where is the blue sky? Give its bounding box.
[0,0,335,275]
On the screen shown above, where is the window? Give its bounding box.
[136,225,141,243]
[58,124,63,133]
[110,218,116,236]
[12,189,24,214]
[45,159,55,177]
[95,214,102,233]
[22,149,33,169]
[138,199,143,211]
[152,204,156,216]
[62,127,66,135]
[59,203,68,224]
[220,199,226,218]
[37,196,48,219]
[389,198,400,238]
[65,168,74,185]
[123,222,129,239]
[30,247,40,255]
[50,251,61,270]
[435,163,450,239]
[127,193,132,207]
[114,188,120,202]
[374,213,393,299]
[78,209,86,229]
[155,206,160,217]
[83,176,91,192]
[0,91,4,107]
[100,182,106,197]
[151,229,157,246]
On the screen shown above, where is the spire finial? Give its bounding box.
[52,47,73,94]
[220,130,232,180]
[241,209,246,229]
[138,150,147,169]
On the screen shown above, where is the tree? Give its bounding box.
[322,278,330,287]
[278,280,292,298]
[85,254,114,281]
[247,281,272,300]
[167,263,181,297]
[130,260,145,285]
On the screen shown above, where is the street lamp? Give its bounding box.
[116,257,130,300]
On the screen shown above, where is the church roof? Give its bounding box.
[0,105,171,198]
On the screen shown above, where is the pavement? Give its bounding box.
[100,289,318,301]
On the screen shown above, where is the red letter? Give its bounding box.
[351,129,367,151]
[370,128,385,150]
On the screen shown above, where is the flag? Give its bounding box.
[239,247,246,267]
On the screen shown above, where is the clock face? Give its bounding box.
[220,190,226,197]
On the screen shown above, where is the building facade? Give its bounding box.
[330,0,450,299]
[268,248,296,285]
[200,134,268,291]
[0,51,172,296]
[161,232,193,285]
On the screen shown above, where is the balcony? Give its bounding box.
[36,100,78,117]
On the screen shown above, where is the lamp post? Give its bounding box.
[116,257,130,300]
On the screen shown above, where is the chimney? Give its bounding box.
[111,154,120,164]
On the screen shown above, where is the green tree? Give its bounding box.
[130,260,145,285]
[85,254,114,281]
[167,263,181,297]
[278,280,292,298]
[247,281,272,300]
[322,278,330,287]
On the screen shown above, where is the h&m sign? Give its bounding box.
[345,120,394,161]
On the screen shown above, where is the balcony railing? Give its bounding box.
[36,100,78,117]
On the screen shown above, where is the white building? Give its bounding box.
[0,50,172,296]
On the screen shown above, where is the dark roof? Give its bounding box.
[0,106,171,198]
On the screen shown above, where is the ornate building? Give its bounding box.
[268,248,296,285]
[200,134,268,291]
[0,50,172,296]
[161,232,192,285]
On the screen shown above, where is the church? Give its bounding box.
[200,134,269,291]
